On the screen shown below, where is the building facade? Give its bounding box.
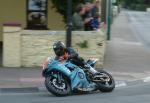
[0,0,65,42]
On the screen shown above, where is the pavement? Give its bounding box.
[127,11,150,50]
[1,10,150,93]
[104,10,150,82]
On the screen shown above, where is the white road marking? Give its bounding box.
[143,76,150,82]
[115,81,127,88]
[20,78,44,82]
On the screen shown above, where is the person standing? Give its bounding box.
[72,4,86,30]
[84,2,94,31]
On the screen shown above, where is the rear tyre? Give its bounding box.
[96,70,115,92]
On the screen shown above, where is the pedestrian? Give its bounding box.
[83,2,95,31]
[72,4,86,31]
[91,0,101,18]
[90,13,100,30]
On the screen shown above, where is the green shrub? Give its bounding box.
[50,0,93,22]
[119,0,150,11]
[135,4,147,11]
[76,40,89,48]
[129,3,136,10]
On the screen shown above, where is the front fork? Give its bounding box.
[57,72,64,84]
[84,64,98,74]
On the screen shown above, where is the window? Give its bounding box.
[26,0,48,30]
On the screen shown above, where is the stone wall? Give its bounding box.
[72,31,106,68]
[3,26,106,68]
[21,30,106,67]
[3,24,21,67]
[21,31,65,67]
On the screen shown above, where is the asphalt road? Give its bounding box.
[127,11,150,50]
[104,10,150,81]
[0,82,150,103]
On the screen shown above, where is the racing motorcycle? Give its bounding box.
[42,57,115,96]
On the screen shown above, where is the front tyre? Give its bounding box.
[45,72,71,96]
[96,70,115,92]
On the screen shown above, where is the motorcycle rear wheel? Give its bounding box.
[95,70,115,92]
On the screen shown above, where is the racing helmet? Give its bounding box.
[53,41,66,56]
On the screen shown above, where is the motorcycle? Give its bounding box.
[42,57,115,96]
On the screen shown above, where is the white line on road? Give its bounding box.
[115,81,127,88]
[143,76,150,82]
[20,78,44,82]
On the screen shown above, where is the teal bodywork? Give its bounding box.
[47,59,90,90]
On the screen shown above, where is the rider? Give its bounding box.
[52,41,86,67]
[42,41,96,92]
[42,41,71,69]
[42,41,84,69]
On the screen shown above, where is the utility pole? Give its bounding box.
[107,0,112,40]
[66,0,72,47]
[101,0,107,23]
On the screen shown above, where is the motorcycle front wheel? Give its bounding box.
[95,70,115,92]
[45,71,71,96]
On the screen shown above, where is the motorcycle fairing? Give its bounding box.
[47,59,90,90]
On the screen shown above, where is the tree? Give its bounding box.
[51,0,93,22]
[118,0,150,11]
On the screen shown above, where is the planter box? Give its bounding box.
[3,27,106,68]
